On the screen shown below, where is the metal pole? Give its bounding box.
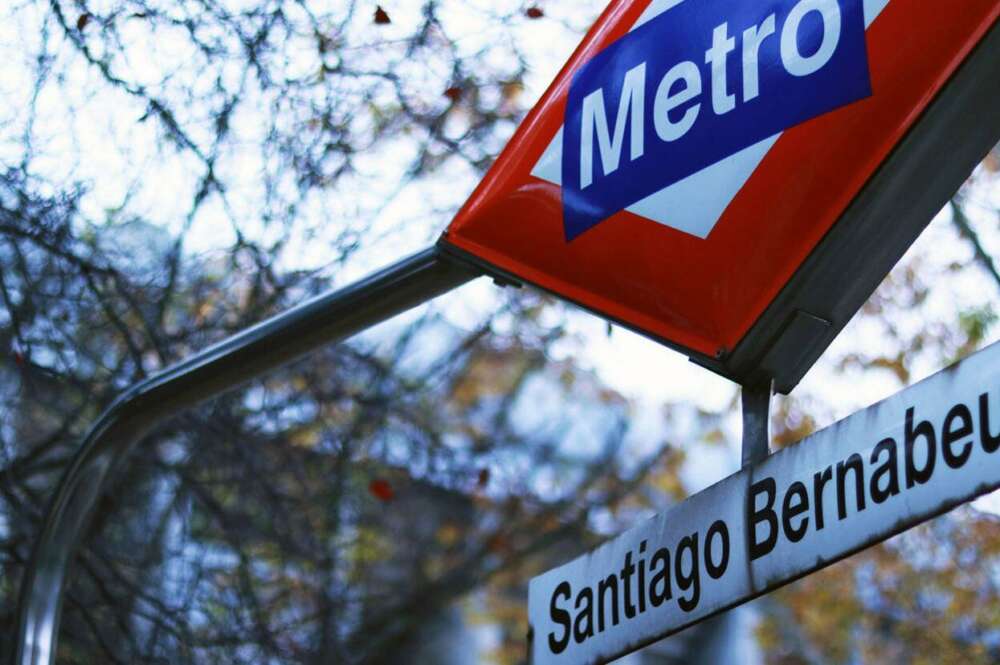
[12,246,480,665]
[741,380,773,467]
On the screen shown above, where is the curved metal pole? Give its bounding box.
[13,246,481,665]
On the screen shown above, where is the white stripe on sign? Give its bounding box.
[530,0,891,238]
[529,339,1000,665]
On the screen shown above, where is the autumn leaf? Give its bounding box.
[436,523,462,547]
[373,6,391,25]
[959,305,998,345]
[501,81,524,102]
[76,13,92,31]
[443,86,463,103]
[869,353,910,384]
[450,347,536,409]
[368,478,394,502]
[984,147,1000,173]
[525,6,544,19]
[486,532,510,554]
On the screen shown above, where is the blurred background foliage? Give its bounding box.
[0,1,998,663]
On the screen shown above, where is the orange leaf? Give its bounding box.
[525,6,544,19]
[374,6,391,24]
[984,149,1000,173]
[76,13,92,30]
[443,86,463,102]
[368,478,394,502]
[487,532,510,553]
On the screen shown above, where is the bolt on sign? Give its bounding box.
[441,0,1000,393]
[528,341,1000,664]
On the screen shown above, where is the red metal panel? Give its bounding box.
[443,0,999,359]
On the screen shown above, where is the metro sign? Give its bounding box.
[563,0,872,240]
[442,0,1000,392]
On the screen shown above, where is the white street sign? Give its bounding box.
[529,340,1000,664]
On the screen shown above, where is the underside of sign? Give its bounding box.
[441,0,1000,393]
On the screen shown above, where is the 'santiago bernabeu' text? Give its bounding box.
[547,392,1000,654]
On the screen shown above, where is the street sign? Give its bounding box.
[442,0,1000,393]
[528,340,1000,664]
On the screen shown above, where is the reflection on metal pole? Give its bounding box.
[13,247,481,665]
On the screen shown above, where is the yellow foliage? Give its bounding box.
[647,448,687,502]
[436,523,463,547]
[346,527,393,579]
[450,347,535,409]
[760,511,1000,664]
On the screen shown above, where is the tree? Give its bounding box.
[0,1,663,662]
[0,1,998,664]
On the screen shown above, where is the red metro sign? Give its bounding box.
[441,0,1000,392]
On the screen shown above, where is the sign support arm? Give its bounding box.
[741,380,773,467]
[12,246,480,665]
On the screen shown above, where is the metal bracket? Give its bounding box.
[741,380,774,468]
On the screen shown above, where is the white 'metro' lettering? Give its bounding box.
[653,61,701,143]
[705,23,737,115]
[580,63,646,190]
[579,0,842,190]
[782,0,842,76]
